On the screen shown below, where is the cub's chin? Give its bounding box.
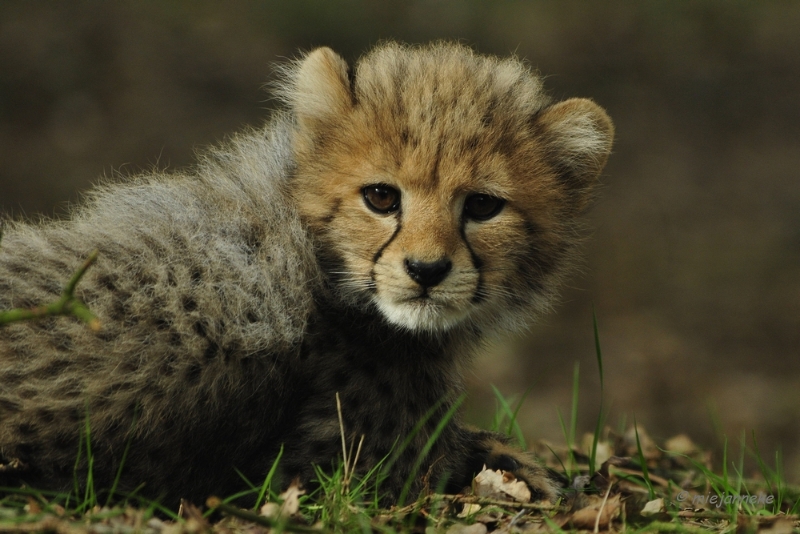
[374,295,472,333]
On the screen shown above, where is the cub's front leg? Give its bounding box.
[451,428,563,502]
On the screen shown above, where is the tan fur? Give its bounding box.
[0,42,612,505]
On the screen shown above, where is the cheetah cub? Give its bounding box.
[0,42,613,505]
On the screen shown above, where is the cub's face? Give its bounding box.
[287,44,613,333]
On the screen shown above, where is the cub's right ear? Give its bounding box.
[286,47,353,133]
[534,98,614,210]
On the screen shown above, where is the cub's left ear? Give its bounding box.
[534,98,614,202]
[288,47,354,135]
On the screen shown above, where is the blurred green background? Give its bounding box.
[1,1,798,479]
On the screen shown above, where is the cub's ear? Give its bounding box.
[288,47,353,132]
[535,98,614,206]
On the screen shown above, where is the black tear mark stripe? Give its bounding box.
[369,211,403,287]
[459,216,485,304]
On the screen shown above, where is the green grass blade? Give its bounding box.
[490,384,529,449]
[397,393,465,506]
[633,418,655,500]
[556,408,575,477]
[254,444,284,511]
[569,362,579,449]
[592,304,603,393]
[105,406,140,507]
[589,307,605,477]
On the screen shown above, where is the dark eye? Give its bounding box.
[362,184,401,214]
[464,194,505,221]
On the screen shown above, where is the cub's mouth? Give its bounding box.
[373,284,475,332]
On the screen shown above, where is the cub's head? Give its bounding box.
[283,42,613,334]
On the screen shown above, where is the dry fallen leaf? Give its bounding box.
[474,467,531,503]
[664,434,697,455]
[622,426,660,461]
[640,498,666,516]
[757,518,795,534]
[260,479,305,519]
[446,522,488,534]
[569,493,621,530]
[581,433,613,471]
[457,503,482,518]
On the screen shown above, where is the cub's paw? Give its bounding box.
[483,444,561,502]
[462,429,565,502]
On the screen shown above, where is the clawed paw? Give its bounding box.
[484,449,562,502]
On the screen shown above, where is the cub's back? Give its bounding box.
[0,117,319,498]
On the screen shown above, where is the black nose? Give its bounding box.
[404,258,452,288]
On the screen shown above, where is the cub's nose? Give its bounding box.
[404,258,452,288]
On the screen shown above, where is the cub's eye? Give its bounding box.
[464,194,505,221]
[362,184,401,214]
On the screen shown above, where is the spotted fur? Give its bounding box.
[0,42,612,505]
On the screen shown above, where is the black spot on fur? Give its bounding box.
[203,341,219,360]
[98,274,118,292]
[193,320,208,338]
[56,379,83,399]
[36,408,56,424]
[190,267,203,285]
[465,136,481,152]
[110,296,127,321]
[181,297,197,313]
[66,408,82,423]
[38,359,70,378]
[244,227,263,252]
[169,331,182,347]
[18,387,38,399]
[13,297,37,309]
[166,269,177,287]
[0,398,21,413]
[96,328,119,342]
[185,363,202,384]
[133,270,157,287]
[6,261,30,275]
[140,233,168,257]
